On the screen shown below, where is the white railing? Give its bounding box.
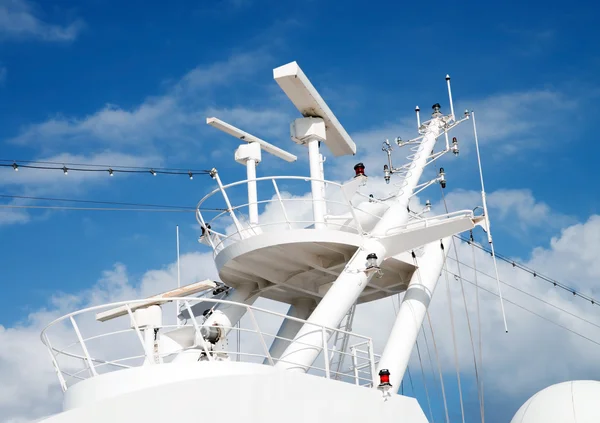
[195,176,388,254]
[40,297,377,392]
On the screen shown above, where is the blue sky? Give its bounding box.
[1,1,600,422]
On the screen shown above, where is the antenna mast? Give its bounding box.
[176,225,181,327]
[472,111,509,333]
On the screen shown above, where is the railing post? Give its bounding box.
[69,316,98,377]
[184,300,214,361]
[272,179,292,230]
[339,185,365,234]
[368,339,377,388]
[351,346,359,386]
[247,307,274,366]
[125,304,154,364]
[213,171,245,235]
[197,210,217,250]
[43,333,68,391]
[322,327,330,379]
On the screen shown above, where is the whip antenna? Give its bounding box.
[472,111,509,333]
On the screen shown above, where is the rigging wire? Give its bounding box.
[413,254,450,423]
[406,365,415,395]
[0,159,211,175]
[443,268,600,348]
[0,204,194,213]
[470,231,485,422]
[421,321,444,418]
[446,255,600,332]
[415,338,435,423]
[0,194,201,210]
[440,187,485,423]
[426,309,450,423]
[455,235,600,307]
[441,242,466,423]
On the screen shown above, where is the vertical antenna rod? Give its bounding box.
[415,106,421,129]
[446,75,455,121]
[472,111,509,333]
[176,225,181,327]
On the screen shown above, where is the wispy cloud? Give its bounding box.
[0,0,84,42]
[9,51,276,152]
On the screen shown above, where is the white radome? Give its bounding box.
[511,380,600,423]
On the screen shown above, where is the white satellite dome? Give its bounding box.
[511,380,600,423]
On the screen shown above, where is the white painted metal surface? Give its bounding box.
[511,380,600,423]
[376,238,450,388]
[206,117,297,162]
[274,61,356,156]
[38,362,429,423]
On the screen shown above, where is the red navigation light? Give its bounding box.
[354,163,366,177]
[378,369,391,386]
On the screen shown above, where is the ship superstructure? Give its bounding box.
[38,61,490,423]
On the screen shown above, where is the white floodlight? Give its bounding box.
[206,117,297,163]
[273,61,356,157]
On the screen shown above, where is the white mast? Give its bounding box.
[376,237,450,388]
[274,67,475,372]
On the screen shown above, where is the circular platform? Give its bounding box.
[215,229,417,305]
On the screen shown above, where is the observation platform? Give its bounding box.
[41,296,378,408]
[196,175,479,305]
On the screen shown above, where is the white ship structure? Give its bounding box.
[35,61,600,423]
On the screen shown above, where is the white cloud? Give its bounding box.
[9,51,275,150]
[0,0,84,42]
[0,208,29,225]
[438,188,574,234]
[343,88,575,174]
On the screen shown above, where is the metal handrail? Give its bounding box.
[41,296,375,392]
[195,176,387,253]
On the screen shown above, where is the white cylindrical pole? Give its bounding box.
[276,239,386,372]
[246,159,259,225]
[376,237,450,389]
[266,298,316,363]
[176,225,181,327]
[308,139,326,229]
[446,75,455,121]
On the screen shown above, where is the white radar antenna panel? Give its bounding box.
[273,61,356,157]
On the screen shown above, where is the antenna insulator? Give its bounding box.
[383,164,390,184]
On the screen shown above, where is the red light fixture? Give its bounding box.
[354,163,366,177]
[378,369,391,387]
